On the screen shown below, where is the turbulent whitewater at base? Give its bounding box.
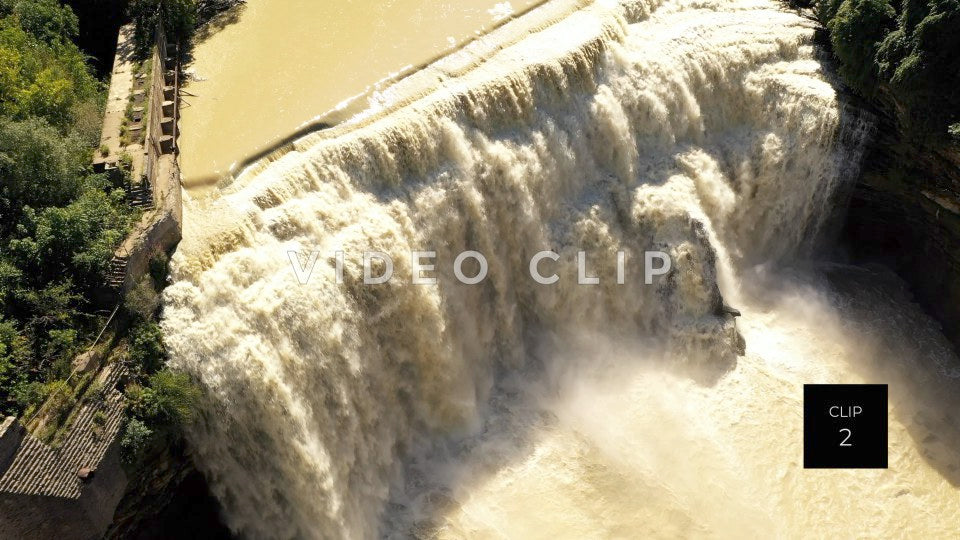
[161,0,960,537]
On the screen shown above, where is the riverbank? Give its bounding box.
[782,0,960,354]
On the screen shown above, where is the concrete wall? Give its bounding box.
[0,364,129,539]
[113,17,183,297]
[0,419,24,473]
[78,441,129,534]
[121,157,183,293]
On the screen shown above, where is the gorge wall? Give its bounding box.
[843,102,960,351]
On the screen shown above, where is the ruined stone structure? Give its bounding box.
[0,365,129,539]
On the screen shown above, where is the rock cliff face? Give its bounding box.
[104,439,233,539]
[844,100,960,351]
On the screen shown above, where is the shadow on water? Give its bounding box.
[193,1,248,47]
[821,263,960,487]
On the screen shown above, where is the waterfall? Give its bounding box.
[160,0,959,537]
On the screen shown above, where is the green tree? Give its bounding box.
[0,0,80,44]
[0,118,88,235]
[7,179,132,288]
[0,17,97,127]
[827,0,896,92]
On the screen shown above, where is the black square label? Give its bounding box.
[803,384,887,469]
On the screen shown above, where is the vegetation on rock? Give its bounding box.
[119,254,200,467]
[811,0,960,139]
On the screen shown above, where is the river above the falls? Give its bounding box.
[177,0,542,189]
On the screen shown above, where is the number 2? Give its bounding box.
[839,428,852,447]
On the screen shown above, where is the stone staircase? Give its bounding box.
[107,256,128,290]
[0,364,127,499]
[127,181,154,209]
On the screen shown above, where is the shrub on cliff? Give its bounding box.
[135,370,200,426]
[126,278,161,321]
[128,320,166,374]
[125,253,171,323]
[119,417,152,465]
[124,300,200,443]
[122,369,200,465]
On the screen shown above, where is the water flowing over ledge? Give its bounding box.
[160,0,959,537]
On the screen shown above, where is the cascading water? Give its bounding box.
[162,0,960,537]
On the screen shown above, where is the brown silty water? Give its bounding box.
[178,0,541,189]
[166,0,960,537]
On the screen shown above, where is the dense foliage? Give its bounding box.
[0,0,204,469]
[814,0,960,138]
[128,0,195,54]
[128,0,244,55]
[120,257,200,466]
[0,0,135,416]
